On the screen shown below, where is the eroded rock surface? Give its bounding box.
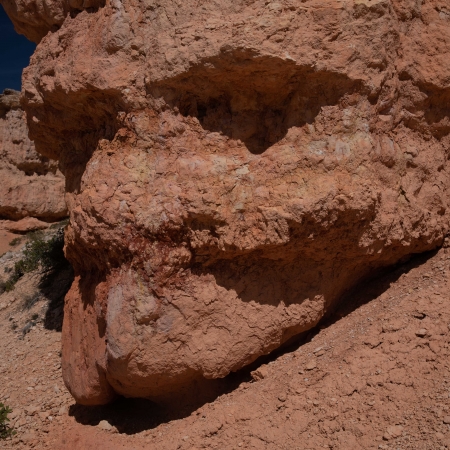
[2,0,450,404]
[0,0,105,43]
[0,89,67,221]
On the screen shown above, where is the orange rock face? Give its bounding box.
[0,89,67,221]
[3,0,450,404]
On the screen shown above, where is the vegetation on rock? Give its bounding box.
[0,402,15,440]
[1,227,68,293]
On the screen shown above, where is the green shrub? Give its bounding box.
[0,402,16,439]
[3,228,67,292]
[3,278,17,293]
[0,277,18,294]
[8,237,22,247]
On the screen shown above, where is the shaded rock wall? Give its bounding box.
[0,89,67,221]
[2,0,450,404]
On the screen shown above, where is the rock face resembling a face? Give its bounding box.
[2,0,450,404]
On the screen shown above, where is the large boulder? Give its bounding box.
[0,89,67,221]
[2,0,450,404]
[0,0,105,43]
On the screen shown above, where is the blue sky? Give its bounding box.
[0,5,36,92]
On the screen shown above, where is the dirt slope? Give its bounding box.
[1,242,450,449]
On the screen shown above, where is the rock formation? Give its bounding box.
[2,0,450,405]
[0,89,67,221]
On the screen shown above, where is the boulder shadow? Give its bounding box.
[321,248,440,325]
[68,248,440,434]
[68,370,250,435]
[41,265,73,331]
[267,248,441,354]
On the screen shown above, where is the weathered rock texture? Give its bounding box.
[0,0,105,43]
[0,89,67,221]
[3,0,450,405]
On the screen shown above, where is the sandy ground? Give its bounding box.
[1,242,450,449]
[0,225,22,256]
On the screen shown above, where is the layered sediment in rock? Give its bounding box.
[0,89,67,221]
[2,0,450,405]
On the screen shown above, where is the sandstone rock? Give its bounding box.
[97,420,113,431]
[9,409,22,420]
[3,217,49,234]
[383,425,403,440]
[0,89,67,221]
[19,431,36,442]
[24,405,39,416]
[57,405,67,416]
[0,89,20,118]
[2,0,450,405]
[251,366,269,381]
[0,0,105,43]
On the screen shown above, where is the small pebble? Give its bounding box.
[416,329,427,337]
[98,420,113,431]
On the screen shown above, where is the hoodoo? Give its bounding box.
[2,0,450,405]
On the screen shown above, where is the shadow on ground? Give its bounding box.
[68,370,250,435]
[41,265,73,331]
[68,249,439,434]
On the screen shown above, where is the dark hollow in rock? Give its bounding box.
[148,50,362,154]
